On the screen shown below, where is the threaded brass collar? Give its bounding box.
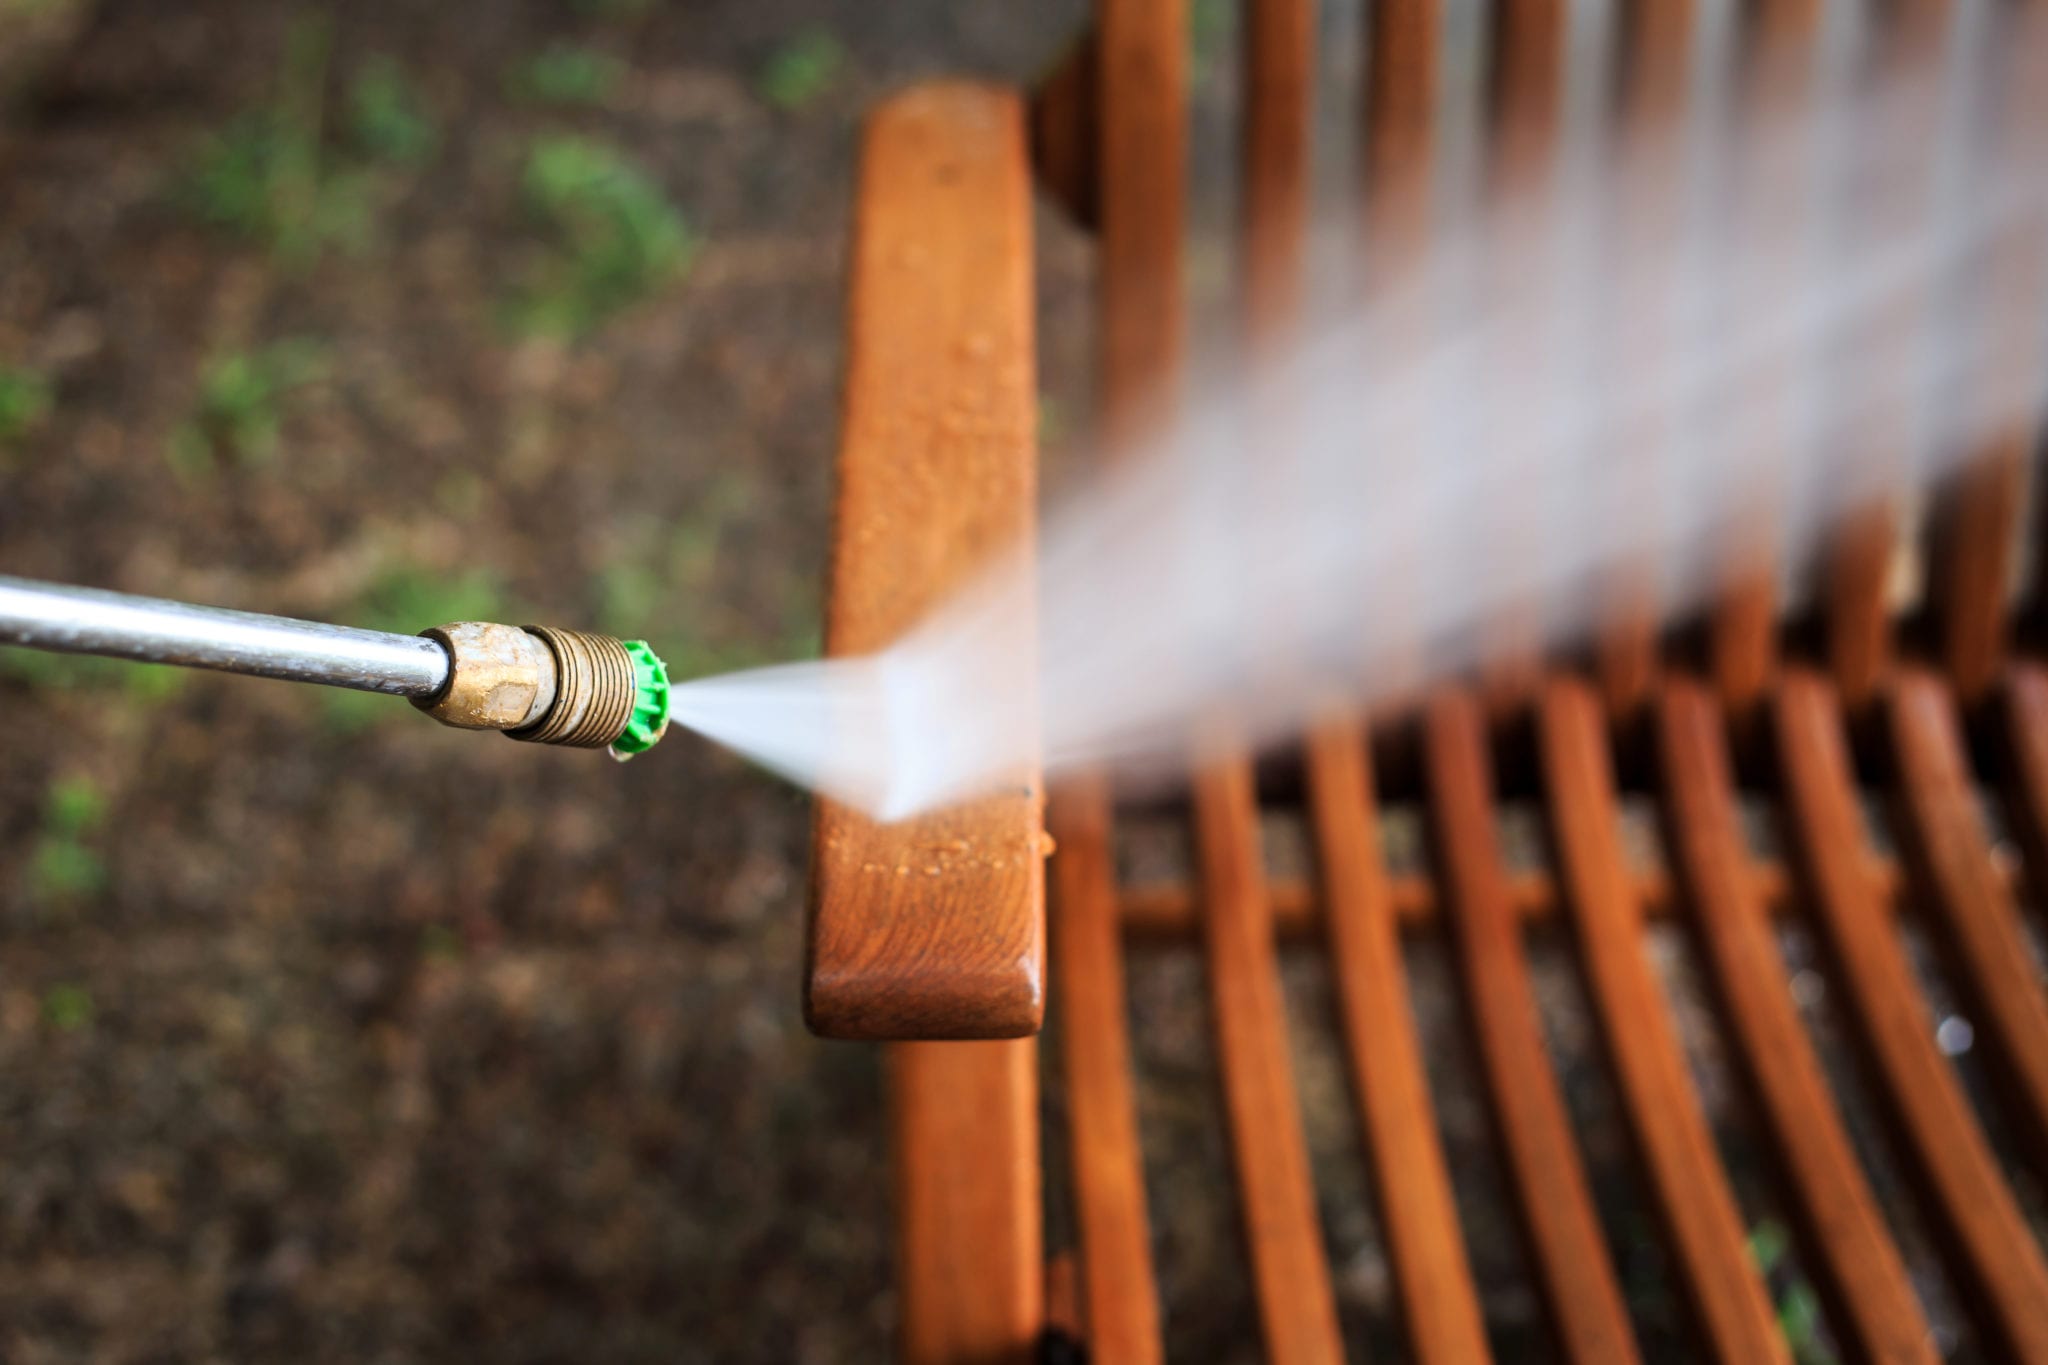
[508,626,637,749]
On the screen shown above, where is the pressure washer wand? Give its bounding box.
[0,574,670,754]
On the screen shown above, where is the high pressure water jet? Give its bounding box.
[0,575,671,756]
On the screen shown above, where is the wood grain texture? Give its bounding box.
[1306,717,1492,1364]
[1047,774,1162,1365]
[1424,690,1644,1365]
[1772,670,2048,1363]
[891,1039,1043,1365]
[1192,744,1347,1365]
[1885,668,2048,1164]
[1537,677,1789,1365]
[1657,677,1936,1365]
[808,83,1046,1041]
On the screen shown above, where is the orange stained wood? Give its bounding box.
[1097,0,1187,440]
[1477,0,1568,711]
[1597,0,1694,715]
[1999,662,2048,926]
[891,1039,1043,1365]
[1243,0,1313,339]
[1192,742,1346,1365]
[1656,677,1936,1365]
[1885,669,2048,1161]
[1424,690,1643,1365]
[1772,671,2048,1364]
[1305,715,1492,1364]
[1031,29,1099,231]
[808,83,1046,1041]
[1710,0,1826,710]
[1047,774,1162,1365]
[1931,445,2026,701]
[1536,676,1789,1365]
[1363,0,1439,254]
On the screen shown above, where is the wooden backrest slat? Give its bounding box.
[1423,690,1644,1364]
[1192,747,1348,1365]
[1047,775,1163,1364]
[1305,717,1492,1363]
[1772,671,2048,1362]
[809,85,1045,1041]
[1477,0,1570,712]
[1708,0,1822,708]
[1097,0,1187,442]
[1536,677,1788,1364]
[1885,669,2048,1165]
[1656,677,1938,1365]
[1998,663,2048,933]
[1597,0,1694,714]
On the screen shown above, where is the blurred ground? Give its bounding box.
[0,3,1076,1360]
[7,4,2041,1364]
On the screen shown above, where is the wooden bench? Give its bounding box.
[810,3,2048,1361]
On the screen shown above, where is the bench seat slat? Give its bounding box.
[1538,677,1789,1364]
[1656,677,1938,1365]
[1425,690,1644,1364]
[1773,671,2048,1362]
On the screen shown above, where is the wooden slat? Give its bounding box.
[1999,661,2048,929]
[1307,716,1492,1363]
[1537,677,1788,1364]
[1097,0,1186,440]
[1193,744,1347,1365]
[1242,0,1312,339]
[1425,689,1644,1364]
[1031,31,1099,231]
[808,84,1045,1041]
[1710,0,1825,709]
[1772,670,2048,1363]
[1885,668,2048,1163]
[1048,774,1162,1364]
[1597,0,1694,714]
[1930,447,2026,701]
[892,1039,1043,1365]
[1477,0,1568,711]
[1362,0,1438,257]
[1657,676,1937,1365]
[1116,852,1959,939]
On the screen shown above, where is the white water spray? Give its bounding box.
[671,5,2048,821]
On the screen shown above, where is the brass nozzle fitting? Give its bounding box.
[414,622,653,750]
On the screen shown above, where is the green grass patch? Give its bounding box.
[41,983,94,1031]
[1748,1220,1835,1365]
[27,775,108,907]
[510,136,695,338]
[168,338,327,475]
[757,29,844,111]
[349,56,436,164]
[507,44,624,106]
[0,366,52,446]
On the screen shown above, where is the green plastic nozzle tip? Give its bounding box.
[611,640,671,756]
